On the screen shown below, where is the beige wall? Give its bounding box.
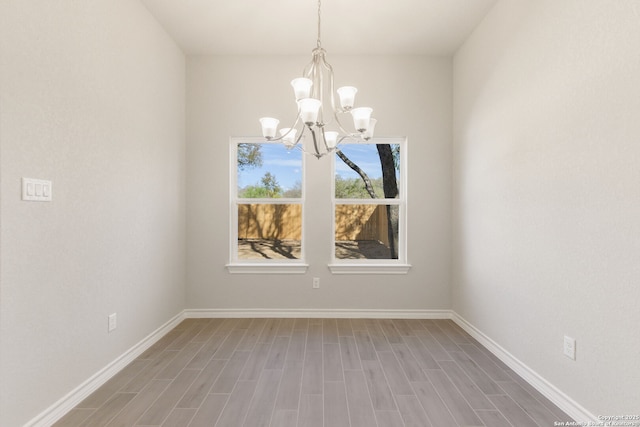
[0,1,186,425]
[187,55,452,310]
[453,0,640,415]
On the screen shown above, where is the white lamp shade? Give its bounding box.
[279,128,297,147]
[324,131,339,149]
[259,117,279,139]
[350,107,373,132]
[362,118,377,140]
[297,98,322,125]
[291,78,313,101]
[336,86,357,110]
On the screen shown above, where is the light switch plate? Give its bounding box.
[22,178,52,201]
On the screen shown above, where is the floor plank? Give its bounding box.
[426,369,484,426]
[301,351,323,395]
[104,379,170,427]
[344,370,378,427]
[489,394,539,427]
[361,359,397,411]
[323,381,350,427]
[135,369,199,425]
[213,380,256,426]
[395,395,433,427]
[242,369,282,427]
[188,393,228,427]
[411,380,459,427]
[275,360,304,411]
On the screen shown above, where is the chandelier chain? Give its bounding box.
[317,0,322,48]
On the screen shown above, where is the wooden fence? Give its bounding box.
[237,204,388,244]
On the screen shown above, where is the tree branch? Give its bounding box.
[336,150,377,199]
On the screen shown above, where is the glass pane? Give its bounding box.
[237,143,303,198]
[237,204,302,260]
[335,143,400,199]
[334,204,399,259]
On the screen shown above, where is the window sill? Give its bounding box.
[328,263,412,275]
[226,263,309,274]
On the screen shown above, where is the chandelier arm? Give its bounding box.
[319,55,360,140]
[313,56,324,124]
[321,56,338,113]
[297,145,331,159]
[266,115,303,143]
[318,69,325,125]
[334,113,360,138]
[303,53,317,79]
[336,135,350,145]
[317,54,333,128]
[294,126,305,145]
[310,127,322,158]
[294,123,306,145]
[321,56,346,134]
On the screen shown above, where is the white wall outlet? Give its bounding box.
[563,335,576,360]
[312,277,320,289]
[108,313,117,332]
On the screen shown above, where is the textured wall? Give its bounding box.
[187,55,452,310]
[0,1,186,425]
[453,0,640,415]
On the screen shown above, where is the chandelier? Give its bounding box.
[259,0,376,159]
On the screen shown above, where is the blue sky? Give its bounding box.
[237,142,393,191]
[237,144,302,191]
[335,144,386,180]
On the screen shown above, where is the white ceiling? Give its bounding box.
[140,0,497,56]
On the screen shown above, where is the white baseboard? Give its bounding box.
[184,308,453,319]
[451,312,597,423]
[25,311,185,427]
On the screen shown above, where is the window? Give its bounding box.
[227,138,307,274]
[330,138,410,274]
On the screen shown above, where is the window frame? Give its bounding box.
[226,137,308,274]
[329,137,411,274]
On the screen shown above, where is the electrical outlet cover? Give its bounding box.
[108,313,117,332]
[563,336,576,360]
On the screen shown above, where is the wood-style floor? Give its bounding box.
[54,318,572,427]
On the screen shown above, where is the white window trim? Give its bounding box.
[329,137,411,275]
[226,263,309,274]
[227,137,308,274]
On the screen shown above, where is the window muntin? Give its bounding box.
[231,139,305,265]
[332,139,406,264]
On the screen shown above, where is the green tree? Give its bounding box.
[237,143,263,171]
[283,180,302,198]
[335,175,383,198]
[260,172,281,197]
[241,186,270,198]
[239,172,283,198]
